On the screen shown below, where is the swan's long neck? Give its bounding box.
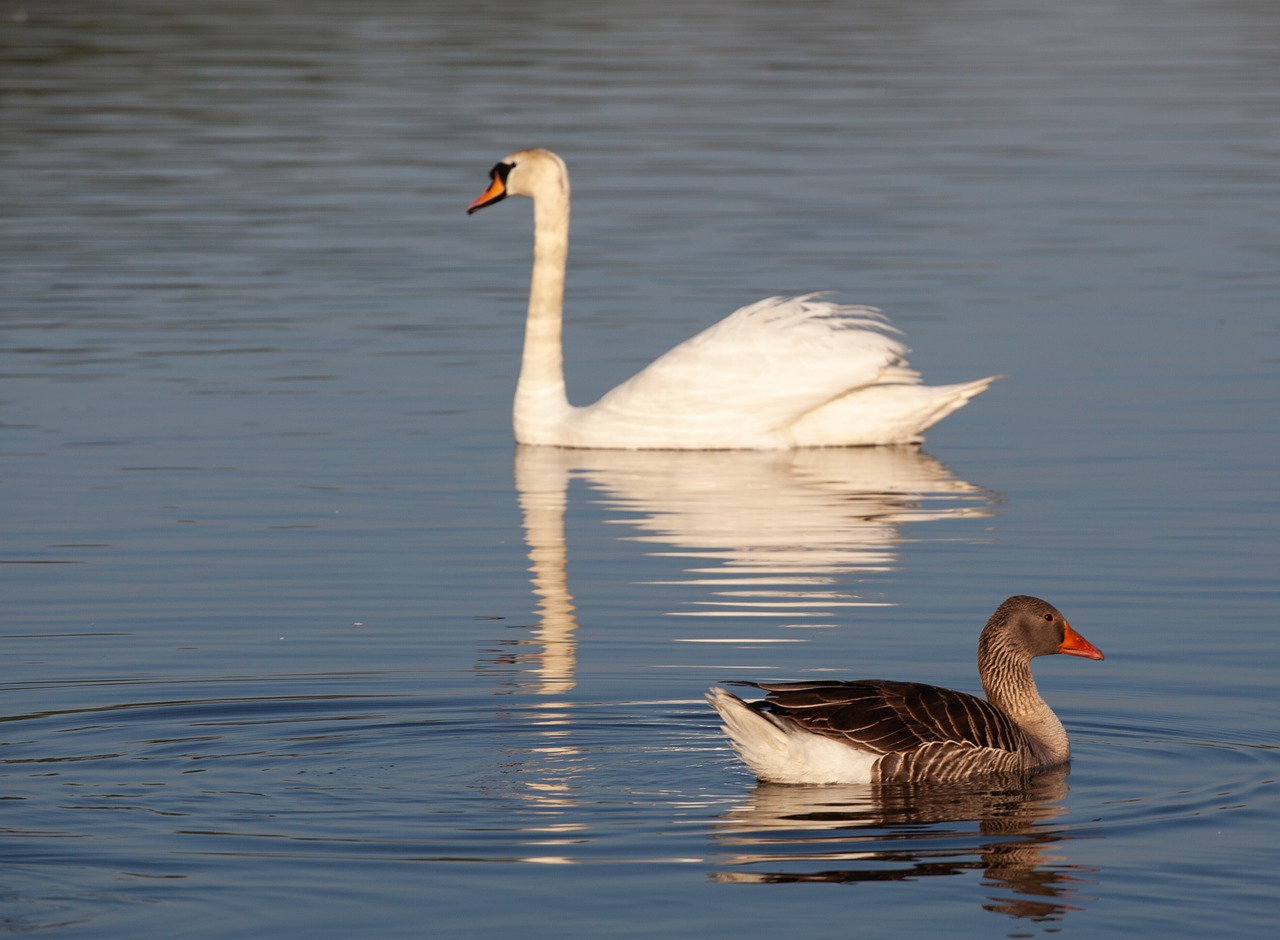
[514,175,573,444]
[978,635,1070,764]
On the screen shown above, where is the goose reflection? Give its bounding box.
[494,444,993,695]
[712,768,1089,925]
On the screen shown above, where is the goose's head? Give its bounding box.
[467,148,569,215]
[980,595,1105,664]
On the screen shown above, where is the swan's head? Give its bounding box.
[467,148,569,215]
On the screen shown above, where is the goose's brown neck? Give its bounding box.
[978,627,1070,764]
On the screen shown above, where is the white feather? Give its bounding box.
[471,149,998,450]
[706,687,879,785]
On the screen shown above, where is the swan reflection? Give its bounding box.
[712,769,1088,925]
[497,444,993,694]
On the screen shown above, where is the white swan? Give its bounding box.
[468,148,997,449]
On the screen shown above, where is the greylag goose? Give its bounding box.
[467,148,997,449]
[706,595,1103,784]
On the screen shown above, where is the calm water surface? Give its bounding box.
[3,1,1278,937]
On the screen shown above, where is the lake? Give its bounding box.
[2,0,1278,937]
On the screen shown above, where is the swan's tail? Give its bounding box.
[789,373,1001,446]
[916,373,1003,424]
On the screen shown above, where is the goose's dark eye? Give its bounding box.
[1043,613,1055,622]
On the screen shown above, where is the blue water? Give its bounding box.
[2,1,1278,937]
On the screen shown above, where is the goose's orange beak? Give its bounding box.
[467,175,507,215]
[1059,622,1104,660]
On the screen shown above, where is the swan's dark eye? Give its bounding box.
[490,161,514,184]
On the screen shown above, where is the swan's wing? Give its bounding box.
[585,296,915,440]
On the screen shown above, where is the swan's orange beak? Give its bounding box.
[1058,622,1104,660]
[467,175,507,215]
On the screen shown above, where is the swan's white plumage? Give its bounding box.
[469,148,997,450]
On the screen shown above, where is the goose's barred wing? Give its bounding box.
[739,679,1039,781]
